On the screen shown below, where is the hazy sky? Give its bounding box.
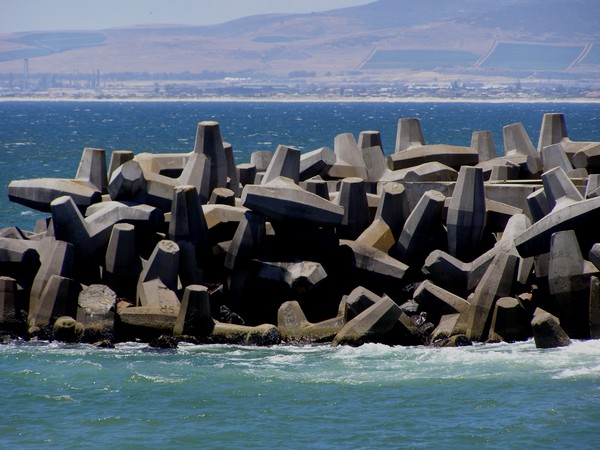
[2,0,373,33]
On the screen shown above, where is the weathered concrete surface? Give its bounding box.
[262,145,301,185]
[76,147,108,194]
[332,296,401,346]
[388,144,478,172]
[463,252,519,342]
[328,133,368,180]
[193,120,228,193]
[382,162,458,183]
[76,284,116,342]
[241,176,344,227]
[173,285,214,337]
[396,189,446,266]
[137,240,181,311]
[539,112,600,171]
[395,118,425,152]
[531,310,571,348]
[300,147,336,181]
[413,280,470,325]
[503,122,542,176]
[471,130,497,163]
[446,166,486,261]
[488,297,532,342]
[8,178,102,213]
[546,230,597,339]
[515,191,600,258]
[277,300,345,343]
[335,177,371,240]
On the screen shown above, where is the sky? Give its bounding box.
[2,0,373,33]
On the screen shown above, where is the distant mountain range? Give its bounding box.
[0,0,598,79]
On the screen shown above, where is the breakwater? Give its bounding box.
[2,108,600,349]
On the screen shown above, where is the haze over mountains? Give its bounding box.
[0,0,598,85]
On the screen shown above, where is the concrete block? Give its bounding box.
[374,182,410,240]
[547,230,596,338]
[173,285,214,336]
[446,166,486,261]
[471,130,497,163]
[396,190,446,266]
[250,150,273,172]
[488,297,532,342]
[193,121,228,193]
[395,118,425,152]
[237,163,257,188]
[300,147,336,181]
[531,310,571,348]
[224,211,266,271]
[104,223,142,301]
[328,133,368,180]
[29,274,81,329]
[359,130,384,151]
[242,176,344,227]
[382,162,458,183]
[76,147,108,194]
[503,122,542,176]
[107,150,134,180]
[223,142,240,196]
[255,260,327,291]
[332,296,401,346]
[335,177,371,240]
[137,240,180,310]
[262,144,301,185]
[464,252,519,341]
[413,280,470,325]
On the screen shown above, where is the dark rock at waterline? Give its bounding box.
[149,334,179,349]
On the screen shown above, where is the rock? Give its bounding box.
[77,284,116,342]
[245,324,282,346]
[209,322,281,345]
[433,334,472,347]
[53,316,84,343]
[531,311,571,349]
[149,334,179,349]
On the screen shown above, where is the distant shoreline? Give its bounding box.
[2,95,600,104]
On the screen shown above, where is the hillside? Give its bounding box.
[0,0,598,82]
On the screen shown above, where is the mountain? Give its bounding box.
[0,0,598,81]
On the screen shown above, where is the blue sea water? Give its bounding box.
[1,101,599,229]
[1,101,600,448]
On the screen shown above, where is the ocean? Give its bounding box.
[1,101,600,448]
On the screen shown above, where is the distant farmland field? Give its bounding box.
[581,43,600,65]
[481,43,584,70]
[362,50,478,70]
[0,32,106,62]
